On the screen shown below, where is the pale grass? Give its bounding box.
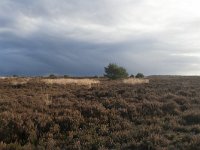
[10,78,31,86]
[0,77,17,79]
[42,78,100,87]
[43,94,52,106]
[123,78,149,85]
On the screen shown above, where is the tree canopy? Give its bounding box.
[136,73,144,78]
[104,63,129,79]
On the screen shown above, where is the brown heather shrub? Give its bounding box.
[188,135,200,150]
[137,101,163,116]
[173,96,188,105]
[111,130,133,144]
[183,110,200,125]
[0,76,200,149]
[147,134,170,148]
[162,101,180,115]
[178,90,192,97]
[78,102,107,119]
[190,125,200,134]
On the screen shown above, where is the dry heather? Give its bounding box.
[0,77,200,149]
[42,78,100,87]
[123,78,149,85]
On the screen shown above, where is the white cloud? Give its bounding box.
[15,14,42,36]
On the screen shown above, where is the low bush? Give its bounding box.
[49,74,57,79]
[0,76,200,149]
[183,111,200,125]
[136,73,144,78]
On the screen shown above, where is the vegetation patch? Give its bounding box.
[42,78,100,87]
[123,78,149,85]
[0,76,200,149]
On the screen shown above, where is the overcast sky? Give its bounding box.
[1,0,200,76]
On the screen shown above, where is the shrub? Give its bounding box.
[104,63,129,79]
[12,75,18,77]
[136,73,144,78]
[93,75,99,78]
[162,101,180,115]
[183,111,200,125]
[64,75,69,78]
[48,74,57,79]
[130,74,135,78]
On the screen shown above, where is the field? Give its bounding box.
[0,76,200,150]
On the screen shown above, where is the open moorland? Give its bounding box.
[0,76,200,149]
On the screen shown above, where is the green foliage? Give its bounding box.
[93,75,99,78]
[104,63,129,79]
[64,75,69,78]
[136,73,144,78]
[12,75,18,77]
[49,74,57,79]
[130,74,135,78]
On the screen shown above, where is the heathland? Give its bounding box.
[0,76,200,149]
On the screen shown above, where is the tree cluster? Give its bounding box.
[104,63,129,79]
[104,63,144,79]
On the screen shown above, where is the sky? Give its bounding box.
[1,0,200,76]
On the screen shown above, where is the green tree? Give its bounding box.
[49,74,57,79]
[104,63,129,79]
[136,73,144,78]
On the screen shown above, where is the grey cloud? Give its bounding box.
[0,0,200,76]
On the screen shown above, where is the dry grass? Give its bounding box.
[122,78,149,85]
[0,77,17,79]
[42,78,100,87]
[43,94,52,106]
[10,78,31,86]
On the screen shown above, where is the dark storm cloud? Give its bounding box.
[0,30,155,75]
[1,0,200,76]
